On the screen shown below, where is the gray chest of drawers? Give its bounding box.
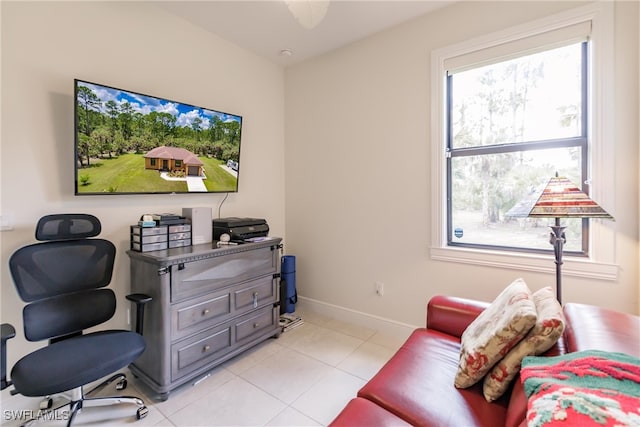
[127,238,282,400]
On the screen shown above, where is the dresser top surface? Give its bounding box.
[127,237,282,265]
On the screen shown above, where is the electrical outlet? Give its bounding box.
[375,281,384,296]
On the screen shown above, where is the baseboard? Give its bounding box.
[296,295,419,337]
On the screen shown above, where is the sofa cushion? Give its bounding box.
[483,286,565,401]
[329,397,413,427]
[504,377,528,427]
[455,278,537,389]
[358,329,508,427]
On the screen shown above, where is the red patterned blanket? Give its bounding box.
[520,350,640,427]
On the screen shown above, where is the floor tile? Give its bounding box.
[275,322,323,347]
[238,346,333,404]
[292,308,333,327]
[223,338,284,375]
[323,318,377,341]
[368,329,413,351]
[337,341,397,380]
[291,369,365,426]
[149,367,237,418]
[266,407,321,426]
[279,323,364,366]
[167,377,286,426]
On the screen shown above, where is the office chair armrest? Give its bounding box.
[1,323,16,390]
[126,294,152,335]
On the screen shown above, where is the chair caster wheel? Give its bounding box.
[39,398,53,410]
[116,378,127,391]
[136,406,149,420]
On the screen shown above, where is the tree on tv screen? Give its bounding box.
[76,84,241,169]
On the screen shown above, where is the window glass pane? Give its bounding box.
[451,43,582,148]
[450,147,582,251]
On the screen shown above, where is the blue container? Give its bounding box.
[280,255,297,314]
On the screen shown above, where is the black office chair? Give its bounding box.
[1,214,151,426]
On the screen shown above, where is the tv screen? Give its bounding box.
[74,79,242,195]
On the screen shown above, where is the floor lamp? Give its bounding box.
[519,173,613,304]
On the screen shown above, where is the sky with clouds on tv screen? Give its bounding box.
[79,81,241,129]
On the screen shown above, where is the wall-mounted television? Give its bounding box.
[74,79,242,195]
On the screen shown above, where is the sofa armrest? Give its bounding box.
[426,295,489,338]
[563,303,640,357]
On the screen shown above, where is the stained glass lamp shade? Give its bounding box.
[528,175,613,219]
[516,173,613,303]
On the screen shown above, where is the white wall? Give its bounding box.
[0,1,285,366]
[285,0,639,327]
[1,0,638,379]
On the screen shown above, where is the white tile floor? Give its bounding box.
[1,308,413,426]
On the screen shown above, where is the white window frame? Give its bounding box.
[430,2,617,281]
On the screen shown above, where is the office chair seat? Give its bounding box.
[11,330,144,397]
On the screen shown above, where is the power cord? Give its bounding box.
[217,192,229,218]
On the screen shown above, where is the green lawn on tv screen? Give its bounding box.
[76,153,237,193]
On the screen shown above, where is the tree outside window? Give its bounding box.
[447,42,588,254]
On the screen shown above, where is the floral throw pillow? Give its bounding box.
[454,278,537,389]
[482,286,565,402]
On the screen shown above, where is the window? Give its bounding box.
[430,3,617,280]
[447,42,587,254]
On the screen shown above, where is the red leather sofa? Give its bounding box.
[330,295,640,427]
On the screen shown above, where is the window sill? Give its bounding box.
[430,246,618,281]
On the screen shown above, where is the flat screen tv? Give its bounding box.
[74,79,242,195]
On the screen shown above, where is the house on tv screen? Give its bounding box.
[143,146,204,177]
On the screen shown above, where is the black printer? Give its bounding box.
[213,217,269,241]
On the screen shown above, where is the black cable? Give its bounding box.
[217,192,229,218]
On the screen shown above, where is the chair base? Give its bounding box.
[21,373,147,427]
[38,372,129,411]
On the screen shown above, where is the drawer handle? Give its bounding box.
[252,292,259,308]
[253,322,260,329]
[202,309,210,316]
[203,345,211,353]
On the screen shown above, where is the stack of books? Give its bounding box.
[279,313,304,332]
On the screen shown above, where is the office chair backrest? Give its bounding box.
[9,214,117,342]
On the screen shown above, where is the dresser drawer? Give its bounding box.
[235,306,278,343]
[171,246,278,302]
[171,325,232,381]
[171,305,278,381]
[234,275,277,312]
[172,292,231,340]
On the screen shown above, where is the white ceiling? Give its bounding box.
[153,1,453,67]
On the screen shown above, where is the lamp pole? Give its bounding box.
[548,217,566,304]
